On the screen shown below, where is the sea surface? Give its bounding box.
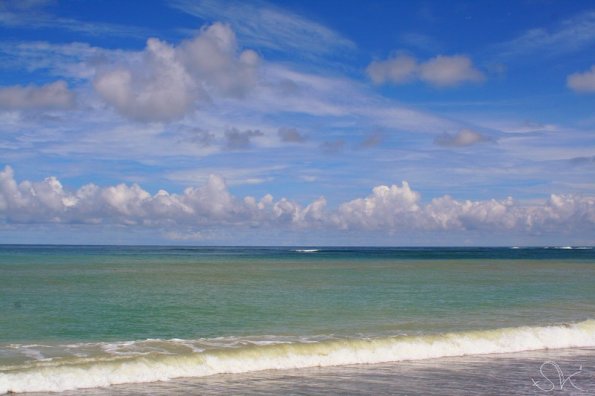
[1,245,594,394]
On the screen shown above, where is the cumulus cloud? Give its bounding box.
[94,38,197,122]
[366,54,484,87]
[418,55,484,87]
[366,54,417,84]
[93,22,260,122]
[0,81,75,110]
[1,166,594,236]
[567,65,595,93]
[277,127,306,143]
[0,165,273,226]
[434,128,492,147]
[332,182,421,230]
[177,22,260,97]
[330,183,595,233]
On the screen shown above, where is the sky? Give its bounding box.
[0,0,594,246]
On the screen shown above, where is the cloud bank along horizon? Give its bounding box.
[1,166,594,244]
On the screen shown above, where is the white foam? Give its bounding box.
[2,320,595,394]
[294,249,319,253]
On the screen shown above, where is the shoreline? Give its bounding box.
[21,347,595,395]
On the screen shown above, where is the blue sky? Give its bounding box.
[0,0,594,245]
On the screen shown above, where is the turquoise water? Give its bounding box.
[1,246,595,394]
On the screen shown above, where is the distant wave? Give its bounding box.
[511,246,593,250]
[293,249,320,253]
[557,246,594,250]
[2,320,595,394]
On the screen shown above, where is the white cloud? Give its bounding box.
[367,54,484,88]
[332,182,421,230]
[434,128,492,147]
[93,23,260,122]
[177,22,260,97]
[366,54,417,84]
[425,196,519,231]
[94,38,198,122]
[418,55,484,87]
[567,65,595,93]
[0,81,75,110]
[0,166,306,227]
[1,166,594,236]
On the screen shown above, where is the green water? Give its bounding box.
[1,246,594,343]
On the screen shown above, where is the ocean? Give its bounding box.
[1,245,594,394]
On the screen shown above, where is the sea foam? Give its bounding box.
[2,320,595,394]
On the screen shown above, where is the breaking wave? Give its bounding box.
[2,320,595,394]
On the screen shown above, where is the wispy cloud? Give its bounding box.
[0,0,149,38]
[0,41,118,81]
[170,0,356,58]
[167,165,285,187]
[434,128,493,148]
[493,10,595,58]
